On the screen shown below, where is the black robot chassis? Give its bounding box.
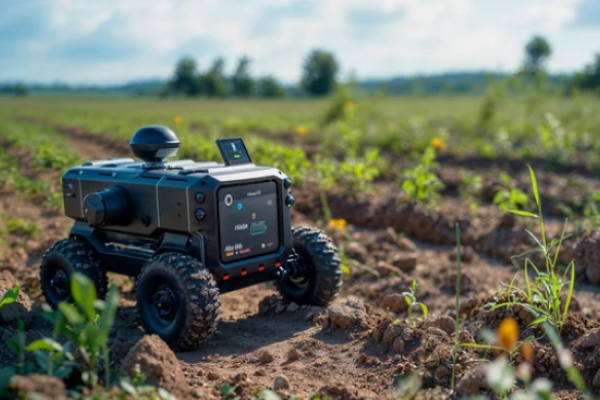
[39,126,343,350]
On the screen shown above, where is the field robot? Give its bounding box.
[39,126,342,350]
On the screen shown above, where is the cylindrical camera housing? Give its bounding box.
[83,186,132,227]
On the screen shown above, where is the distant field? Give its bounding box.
[3,94,600,398]
[1,94,598,161]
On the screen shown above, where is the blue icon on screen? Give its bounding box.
[237,202,243,210]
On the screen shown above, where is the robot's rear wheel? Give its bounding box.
[39,239,109,309]
[136,253,221,351]
[275,226,343,306]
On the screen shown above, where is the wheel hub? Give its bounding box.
[50,269,69,299]
[152,286,176,322]
[281,254,311,288]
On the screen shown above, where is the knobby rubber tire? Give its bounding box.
[40,238,109,309]
[276,226,342,306]
[136,253,220,351]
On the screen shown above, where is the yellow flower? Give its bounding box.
[295,125,308,136]
[430,138,446,150]
[345,101,355,111]
[173,116,183,125]
[328,218,347,231]
[498,317,519,351]
[520,342,534,362]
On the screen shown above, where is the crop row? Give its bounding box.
[2,93,600,169]
[0,120,82,210]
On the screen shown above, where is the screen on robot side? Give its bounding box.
[218,181,280,263]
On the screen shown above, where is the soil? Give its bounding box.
[2,121,600,399]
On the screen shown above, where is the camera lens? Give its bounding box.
[195,208,207,221]
[285,194,295,208]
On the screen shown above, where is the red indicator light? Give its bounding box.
[275,261,282,268]
[241,269,248,276]
[258,265,266,272]
[223,274,230,281]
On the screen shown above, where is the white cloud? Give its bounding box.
[0,0,597,84]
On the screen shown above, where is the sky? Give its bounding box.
[0,0,599,85]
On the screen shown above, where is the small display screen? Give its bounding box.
[218,181,280,263]
[217,138,252,166]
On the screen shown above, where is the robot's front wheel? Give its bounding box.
[39,239,108,309]
[275,226,343,306]
[136,253,221,351]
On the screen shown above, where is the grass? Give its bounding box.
[1,93,599,163]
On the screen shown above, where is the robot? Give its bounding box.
[39,126,342,350]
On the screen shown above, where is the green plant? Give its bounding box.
[4,218,41,237]
[493,166,576,333]
[451,224,461,390]
[322,84,355,126]
[116,365,176,400]
[481,322,591,400]
[395,280,428,327]
[339,148,380,195]
[35,272,120,387]
[218,384,281,400]
[250,139,310,185]
[400,147,445,204]
[0,285,20,309]
[311,156,337,221]
[493,187,530,212]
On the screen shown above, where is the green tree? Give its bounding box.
[572,53,600,93]
[522,35,552,76]
[231,56,254,97]
[301,49,339,97]
[256,76,285,98]
[14,83,28,97]
[167,57,201,96]
[203,57,227,98]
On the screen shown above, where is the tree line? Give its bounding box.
[160,49,338,98]
[0,83,28,96]
[2,39,599,97]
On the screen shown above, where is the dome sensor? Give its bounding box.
[130,126,180,164]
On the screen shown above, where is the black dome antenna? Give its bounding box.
[130,126,180,165]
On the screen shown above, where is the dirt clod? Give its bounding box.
[9,374,67,399]
[575,230,600,283]
[287,347,300,361]
[274,375,291,391]
[390,252,418,272]
[120,335,190,397]
[459,329,475,344]
[425,316,456,336]
[392,336,405,352]
[455,364,491,396]
[375,262,402,278]
[327,300,369,330]
[398,236,418,252]
[459,297,480,316]
[345,242,369,263]
[579,328,600,348]
[380,293,408,314]
[259,350,275,363]
[258,295,287,315]
[593,369,600,388]
[449,246,474,263]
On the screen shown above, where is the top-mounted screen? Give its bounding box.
[216,138,252,166]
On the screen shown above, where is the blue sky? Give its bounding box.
[0,0,598,84]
